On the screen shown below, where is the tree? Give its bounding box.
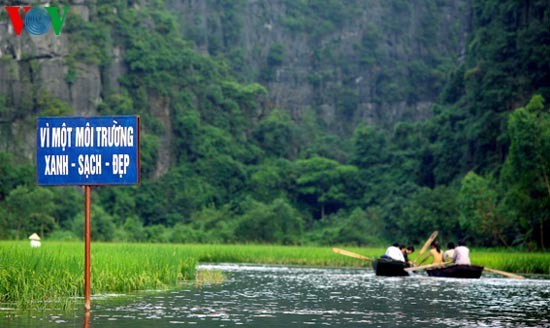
[118,216,147,242]
[457,171,511,247]
[71,204,116,242]
[333,207,386,246]
[503,95,549,195]
[397,186,460,245]
[351,125,389,169]
[235,198,303,244]
[254,109,298,158]
[294,156,359,219]
[501,95,550,249]
[249,159,292,203]
[1,186,56,239]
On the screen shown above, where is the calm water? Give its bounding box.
[2,263,549,327]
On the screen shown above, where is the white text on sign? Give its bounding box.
[113,154,130,176]
[40,125,135,149]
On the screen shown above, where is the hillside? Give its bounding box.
[0,0,548,249]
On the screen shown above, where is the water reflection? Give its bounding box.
[83,310,90,328]
[1,264,549,327]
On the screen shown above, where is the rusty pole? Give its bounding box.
[84,185,91,312]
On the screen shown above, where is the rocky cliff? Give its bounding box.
[168,0,471,132]
[0,0,115,157]
[0,1,102,116]
[0,0,471,159]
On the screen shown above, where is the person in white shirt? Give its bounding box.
[453,240,471,265]
[384,243,405,262]
[443,242,456,263]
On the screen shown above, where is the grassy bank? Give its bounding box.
[0,242,196,309]
[468,248,550,276]
[1,241,548,309]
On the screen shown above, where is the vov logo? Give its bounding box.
[4,6,70,36]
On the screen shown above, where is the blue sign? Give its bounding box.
[36,116,140,185]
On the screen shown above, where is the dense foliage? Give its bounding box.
[0,0,548,249]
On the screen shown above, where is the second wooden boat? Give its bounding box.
[426,264,484,279]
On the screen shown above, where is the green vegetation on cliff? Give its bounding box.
[0,0,548,249]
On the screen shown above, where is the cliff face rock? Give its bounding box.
[0,0,471,161]
[0,1,470,127]
[0,27,65,107]
[168,0,471,132]
[0,1,104,117]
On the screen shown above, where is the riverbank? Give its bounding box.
[0,241,548,309]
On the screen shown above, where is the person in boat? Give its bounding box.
[383,243,405,262]
[443,242,456,263]
[453,240,471,265]
[402,245,415,267]
[417,241,443,265]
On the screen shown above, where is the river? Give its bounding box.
[2,263,549,327]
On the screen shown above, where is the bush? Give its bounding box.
[235,198,303,244]
[47,230,79,241]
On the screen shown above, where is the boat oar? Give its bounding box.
[483,267,525,279]
[418,231,438,256]
[332,248,372,261]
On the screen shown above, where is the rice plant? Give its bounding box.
[0,242,197,309]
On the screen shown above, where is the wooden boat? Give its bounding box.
[333,246,514,280]
[372,257,409,276]
[426,264,484,279]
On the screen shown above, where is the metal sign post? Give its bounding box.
[84,185,91,311]
[36,116,140,312]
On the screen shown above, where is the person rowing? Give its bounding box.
[383,243,405,262]
[443,242,455,263]
[453,240,471,265]
[417,241,443,266]
[403,245,415,267]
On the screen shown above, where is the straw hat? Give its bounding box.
[28,233,41,241]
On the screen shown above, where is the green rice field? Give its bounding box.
[0,241,548,309]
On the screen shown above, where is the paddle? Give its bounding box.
[418,231,438,256]
[405,263,525,279]
[483,267,525,279]
[332,248,372,261]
